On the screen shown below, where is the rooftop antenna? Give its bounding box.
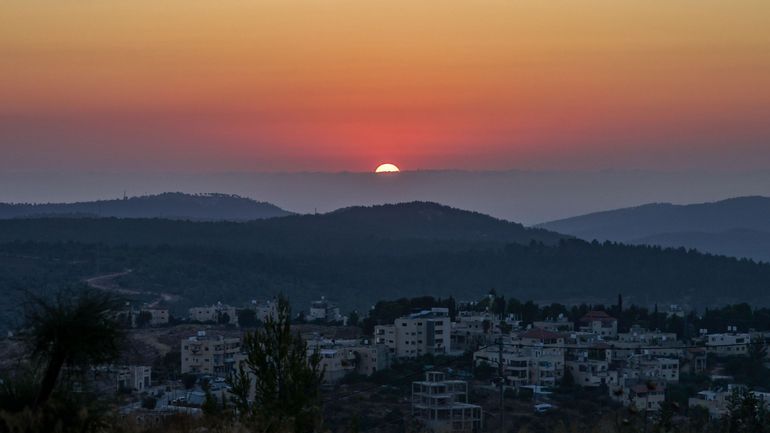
[123,190,127,200]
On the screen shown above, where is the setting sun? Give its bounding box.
[375,163,400,173]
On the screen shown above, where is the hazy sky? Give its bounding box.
[2,1,770,172]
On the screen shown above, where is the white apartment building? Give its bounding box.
[116,304,169,328]
[116,365,152,392]
[450,311,518,352]
[629,383,666,412]
[533,316,574,333]
[308,297,342,323]
[188,302,238,325]
[306,336,392,380]
[249,299,278,322]
[517,327,566,348]
[353,344,392,376]
[138,307,169,326]
[609,380,666,412]
[705,332,751,356]
[689,385,770,419]
[375,308,451,358]
[689,390,730,419]
[453,311,520,334]
[315,348,356,384]
[631,356,680,383]
[565,345,615,387]
[618,326,677,345]
[474,343,564,388]
[181,331,242,376]
[579,311,618,339]
[412,371,482,433]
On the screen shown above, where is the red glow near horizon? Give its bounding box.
[1,1,770,172]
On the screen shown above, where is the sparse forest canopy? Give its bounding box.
[2,203,770,323]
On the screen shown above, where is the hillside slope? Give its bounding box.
[0,201,565,253]
[538,196,770,262]
[0,192,292,221]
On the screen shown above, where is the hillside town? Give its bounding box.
[49,292,768,433]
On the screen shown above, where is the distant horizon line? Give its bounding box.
[3,190,768,210]
[4,167,770,176]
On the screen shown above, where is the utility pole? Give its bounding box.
[498,337,504,433]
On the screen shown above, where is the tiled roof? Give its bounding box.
[580,310,617,323]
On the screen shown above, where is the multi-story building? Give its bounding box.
[181,331,242,376]
[115,303,170,328]
[450,311,517,352]
[308,297,342,323]
[375,308,451,358]
[579,311,618,339]
[473,341,564,388]
[565,344,615,387]
[667,304,685,318]
[518,328,565,348]
[188,302,238,325]
[315,348,356,384]
[681,347,708,374]
[352,344,392,376]
[412,371,482,433]
[375,325,397,351]
[306,336,392,380]
[631,356,680,383]
[609,381,666,412]
[249,299,278,322]
[689,389,730,419]
[116,366,152,392]
[689,385,770,419]
[629,383,666,412]
[137,307,169,326]
[618,326,677,345]
[705,332,751,356]
[533,316,574,333]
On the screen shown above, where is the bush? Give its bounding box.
[141,396,157,410]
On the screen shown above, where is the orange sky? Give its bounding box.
[1,1,769,171]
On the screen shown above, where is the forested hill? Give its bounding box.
[0,202,565,253]
[537,196,770,262]
[0,192,292,221]
[3,202,770,325]
[538,196,770,241]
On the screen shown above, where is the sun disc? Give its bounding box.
[375,163,400,173]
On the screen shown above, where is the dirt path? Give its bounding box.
[84,270,183,305]
[85,270,141,295]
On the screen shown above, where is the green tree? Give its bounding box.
[348,311,360,327]
[0,288,124,433]
[723,387,769,433]
[218,311,231,325]
[201,382,221,418]
[227,296,324,433]
[23,288,123,406]
[181,373,197,389]
[237,308,258,328]
[559,368,575,391]
[135,310,152,328]
[141,396,157,410]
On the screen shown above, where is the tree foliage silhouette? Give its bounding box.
[23,287,123,406]
[228,296,324,433]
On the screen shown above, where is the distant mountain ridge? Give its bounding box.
[0,201,566,253]
[0,192,292,221]
[292,201,565,244]
[5,199,770,319]
[538,196,770,262]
